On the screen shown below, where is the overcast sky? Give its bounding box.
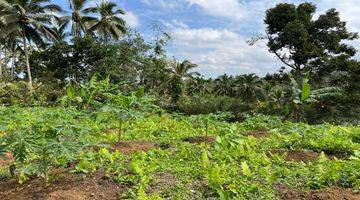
[56,0,360,77]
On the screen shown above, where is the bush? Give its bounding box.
[0,81,62,106]
[176,94,254,116]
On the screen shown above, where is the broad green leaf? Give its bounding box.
[134,87,145,98]
[301,74,311,101]
[241,161,252,177]
[66,84,74,98]
[201,148,210,167]
[284,104,290,115]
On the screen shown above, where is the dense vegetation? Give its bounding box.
[0,1,358,124]
[0,0,359,199]
[0,99,359,199]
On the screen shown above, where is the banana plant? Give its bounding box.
[287,72,342,122]
[59,75,112,109]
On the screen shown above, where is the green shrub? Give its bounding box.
[177,94,253,116]
[0,81,61,106]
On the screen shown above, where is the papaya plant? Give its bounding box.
[0,107,94,186]
[98,87,159,142]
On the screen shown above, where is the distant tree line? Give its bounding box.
[0,1,359,124]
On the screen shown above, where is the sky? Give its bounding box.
[56,0,360,78]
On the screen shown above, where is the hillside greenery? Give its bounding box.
[0,1,359,199]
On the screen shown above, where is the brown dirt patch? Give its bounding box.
[0,171,124,200]
[182,136,216,144]
[269,150,346,163]
[243,129,269,138]
[110,141,155,155]
[148,172,180,194]
[155,142,172,150]
[275,184,360,200]
[0,152,14,166]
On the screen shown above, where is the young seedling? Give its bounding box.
[118,118,123,143]
[205,117,209,137]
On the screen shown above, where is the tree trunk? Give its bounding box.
[22,33,33,88]
[11,44,15,79]
[0,45,3,80]
[294,67,303,88]
[4,48,9,79]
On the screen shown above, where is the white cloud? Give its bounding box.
[140,0,183,10]
[163,19,189,29]
[167,24,282,77]
[123,11,140,28]
[186,0,287,23]
[187,0,244,21]
[185,0,286,33]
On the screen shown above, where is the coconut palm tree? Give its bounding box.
[0,35,19,80]
[235,73,264,102]
[68,0,95,37]
[187,76,209,95]
[169,60,198,102]
[0,0,61,87]
[50,17,70,43]
[85,0,126,43]
[0,37,11,79]
[170,60,199,80]
[0,32,4,79]
[213,74,235,96]
[0,11,8,79]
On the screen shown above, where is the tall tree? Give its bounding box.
[170,60,198,80]
[235,74,263,102]
[0,0,61,87]
[85,0,126,43]
[0,7,8,79]
[169,60,198,103]
[50,17,70,44]
[264,3,358,85]
[68,0,95,37]
[213,74,235,96]
[0,30,4,79]
[187,76,209,95]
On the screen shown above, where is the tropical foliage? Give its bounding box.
[0,1,359,199]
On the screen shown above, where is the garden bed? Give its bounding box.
[0,170,124,200]
[268,150,347,163]
[182,136,216,144]
[275,184,360,200]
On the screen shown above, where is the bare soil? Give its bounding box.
[269,150,346,163]
[147,172,180,194]
[243,129,269,138]
[0,170,124,200]
[110,141,156,154]
[275,184,360,200]
[182,136,216,144]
